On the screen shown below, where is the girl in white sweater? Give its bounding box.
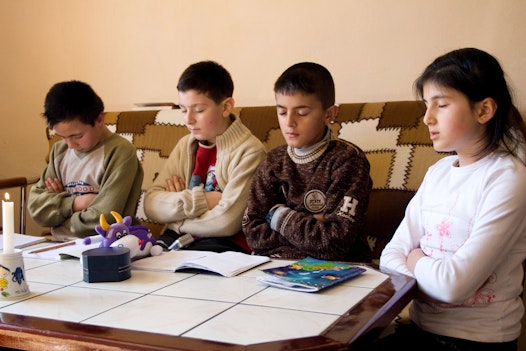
[374,48,526,351]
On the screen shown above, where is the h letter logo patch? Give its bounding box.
[337,196,358,220]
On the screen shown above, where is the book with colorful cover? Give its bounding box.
[257,257,366,292]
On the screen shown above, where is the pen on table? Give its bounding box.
[81,235,103,245]
[29,235,103,254]
[27,235,102,254]
[168,233,195,250]
[28,240,76,254]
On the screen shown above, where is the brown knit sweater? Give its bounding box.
[242,136,372,261]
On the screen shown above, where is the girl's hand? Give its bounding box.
[407,247,425,273]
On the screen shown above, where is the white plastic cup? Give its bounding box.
[0,249,30,299]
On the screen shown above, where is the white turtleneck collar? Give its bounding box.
[287,128,331,164]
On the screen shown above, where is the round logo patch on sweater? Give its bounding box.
[304,190,326,213]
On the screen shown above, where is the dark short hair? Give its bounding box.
[177,61,234,104]
[274,62,335,109]
[43,80,104,128]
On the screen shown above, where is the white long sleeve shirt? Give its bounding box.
[380,151,526,342]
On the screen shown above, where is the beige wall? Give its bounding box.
[2,2,526,346]
[1,0,525,180]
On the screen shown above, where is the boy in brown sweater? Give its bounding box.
[242,62,372,261]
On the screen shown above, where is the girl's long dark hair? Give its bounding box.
[414,48,526,164]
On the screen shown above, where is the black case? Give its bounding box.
[82,247,131,283]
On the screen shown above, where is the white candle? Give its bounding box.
[2,192,14,254]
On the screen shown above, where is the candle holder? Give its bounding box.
[0,249,30,300]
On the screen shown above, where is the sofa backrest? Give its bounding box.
[47,101,446,260]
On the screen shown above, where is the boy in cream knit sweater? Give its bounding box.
[145,61,266,253]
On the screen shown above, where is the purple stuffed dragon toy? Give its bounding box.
[95,211,163,260]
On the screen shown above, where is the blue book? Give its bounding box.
[257,257,366,293]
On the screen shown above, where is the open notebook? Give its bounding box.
[131,250,270,277]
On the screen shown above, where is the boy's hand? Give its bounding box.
[165,176,220,208]
[166,176,185,192]
[313,213,324,221]
[45,178,65,193]
[205,191,221,209]
[72,194,96,212]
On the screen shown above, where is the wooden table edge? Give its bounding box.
[0,268,415,351]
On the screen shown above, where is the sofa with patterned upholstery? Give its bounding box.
[46,101,446,261]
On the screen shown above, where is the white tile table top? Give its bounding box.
[0,253,389,346]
